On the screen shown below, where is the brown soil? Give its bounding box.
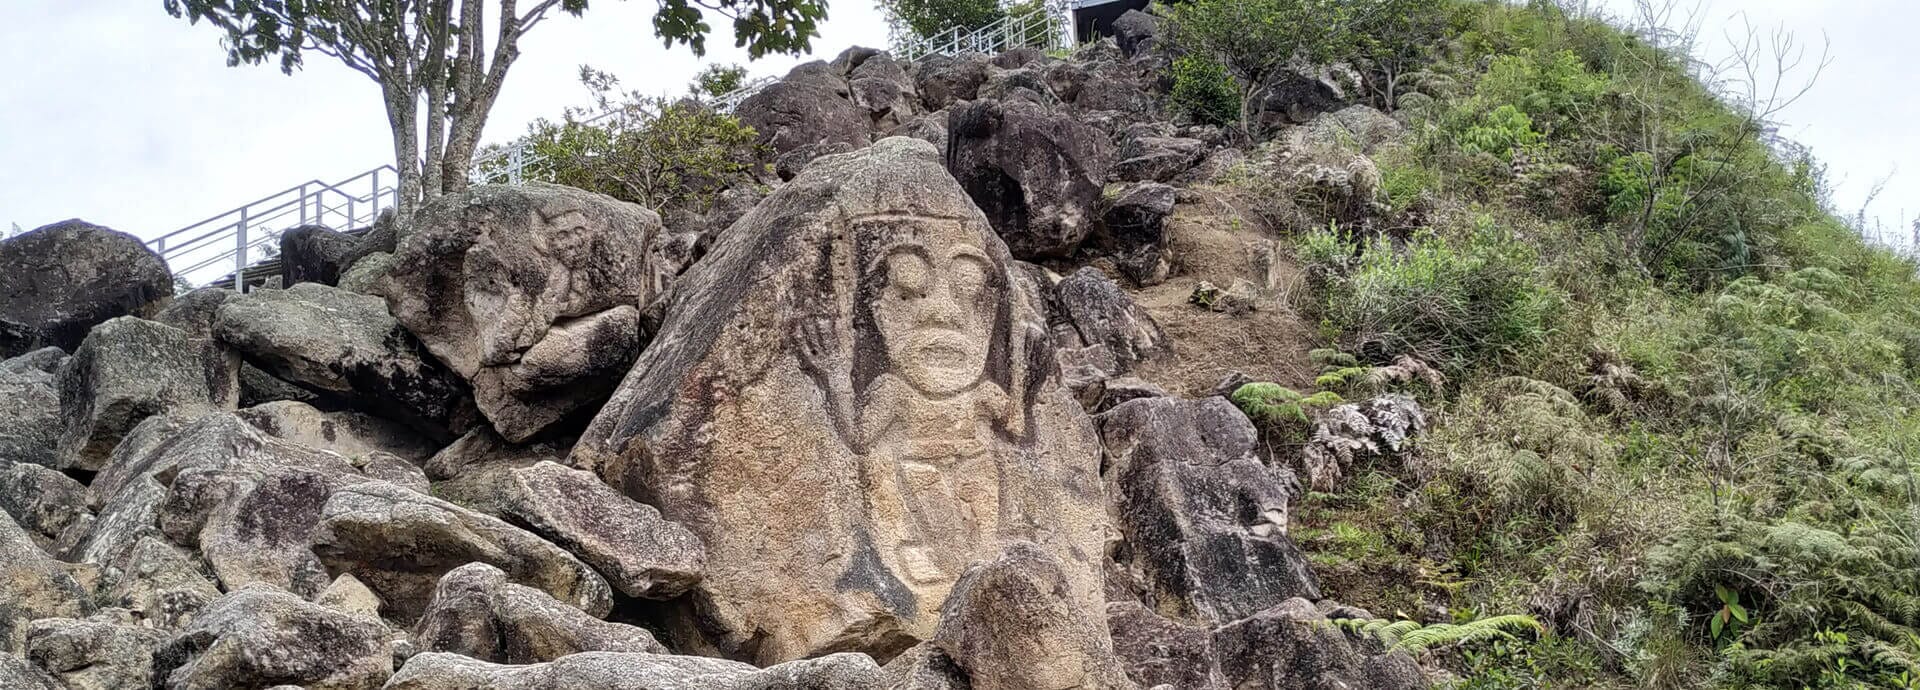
[1125,189,1321,397]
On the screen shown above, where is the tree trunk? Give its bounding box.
[420,0,453,198]
[384,85,423,219]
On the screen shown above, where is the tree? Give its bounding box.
[528,67,765,212]
[1346,0,1451,111]
[1166,0,1357,136]
[164,0,825,216]
[689,62,748,98]
[879,0,1003,42]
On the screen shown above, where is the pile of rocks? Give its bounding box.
[1,35,1427,690]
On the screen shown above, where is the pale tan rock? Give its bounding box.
[412,562,665,664]
[317,573,385,619]
[382,183,679,442]
[572,137,1108,665]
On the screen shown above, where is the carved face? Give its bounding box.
[870,239,995,397]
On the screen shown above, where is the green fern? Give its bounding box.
[1334,614,1544,653]
[1231,382,1345,428]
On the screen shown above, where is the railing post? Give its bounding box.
[234,209,249,292]
[370,169,381,222]
[299,183,309,226]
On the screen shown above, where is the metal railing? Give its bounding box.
[891,6,1068,63]
[149,167,399,290]
[152,76,778,291]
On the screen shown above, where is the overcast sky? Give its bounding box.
[0,1,1912,249]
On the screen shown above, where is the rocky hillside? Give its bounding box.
[4,1,1918,688]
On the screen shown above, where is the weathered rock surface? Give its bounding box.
[0,346,66,378]
[238,400,436,464]
[386,650,884,690]
[419,427,562,515]
[280,224,361,287]
[900,541,1134,689]
[414,562,665,664]
[311,480,612,624]
[214,282,470,437]
[571,137,1107,664]
[383,184,673,442]
[946,98,1108,258]
[94,536,221,630]
[737,60,871,179]
[911,53,989,111]
[56,316,230,472]
[1055,267,1170,375]
[1107,601,1222,690]
[25,609,166,690]
[1099,396,1318,624]
[1098,181,1178,285]
[498,461,704,599]
[0,219,172,358]
[153,286,235,338]
[0,461,94,548]
[1111,10,1161,58]
[0,651,60,689]
[0,369,60,468]
[1211,598,1424,690]
[152,585,392,690]
[0,513,91,653]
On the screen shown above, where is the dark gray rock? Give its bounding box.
[0,651,59,690]
[56,316,230,472]
[911,53,990,111]
[25,609,166,690]
[312,480,612,625]
[94,536,221,630]
[1113,137,1206,183]
[1098,396,1317,624]
[1112,10,1161,57]
[414,562,665,664]
[1055,267,1170,374]
[280,224,360,287]
[499,461,705,600]
[1210,598,1425,690]
[153,585,392,690]
[946,98,1109,259]
[385,650,883,690]
[0,219,171,358]
[737,61,870,178]
[991,46,1044,69]
[214,282,472,439]
[152,286,234,339]
[1096,376,1170,413]
[1097,182,1179,286]
[1107,601,1222,690]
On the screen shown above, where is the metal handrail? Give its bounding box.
[891,6,1066,63]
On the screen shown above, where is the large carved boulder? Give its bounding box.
[383,184,674,442]
[57,316,232,472]
[413,562,666,664]
[386,651,883,690]
[311,480,612,625]
[1099,396,1318,624]
[0,219,172,358]
[215,282,471,438]
[571,137,1108,664]
[946,98,1108,259]
[152,585,393,690]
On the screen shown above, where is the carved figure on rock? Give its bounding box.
[572,137,1107,666]
[383,184,675,442]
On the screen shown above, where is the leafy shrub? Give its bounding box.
[526,95,764,214]
[1230,382,1344,440]
[1168,54,1241,127]
[1298,220,1561,374]
[880,0,1003,39]
[688,63,747,99]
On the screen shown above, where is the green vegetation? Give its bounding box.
[689,63,749,99]
[519,67,765,213]
[1336,613,1545,654]
[1168,54,1241,127]
[1172,0,1920,686]
[879,0,1005,40]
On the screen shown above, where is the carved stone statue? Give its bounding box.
[570,137,1108,665]
[383,183,680,442]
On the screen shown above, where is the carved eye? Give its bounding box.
[887,252,932,298]
[947,255,988,302]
